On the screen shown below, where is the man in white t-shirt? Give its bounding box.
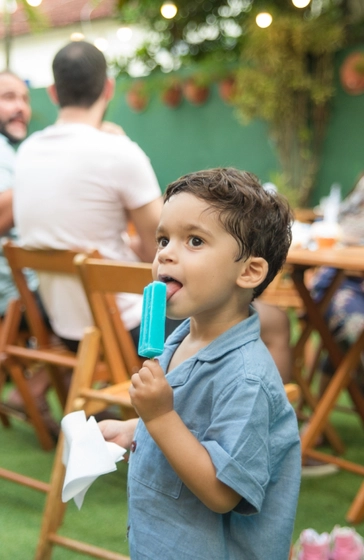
[14,41,164,354]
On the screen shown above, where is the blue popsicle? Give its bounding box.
[138,281,167,358]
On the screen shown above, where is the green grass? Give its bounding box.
[2,385,364,559]
[1,415,129,559]
[295,405,364,542]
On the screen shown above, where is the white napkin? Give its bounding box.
[61,410,126,509]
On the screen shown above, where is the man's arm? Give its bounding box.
[129,359,241,513]
[0,189,14,234]
[128,198,163,262]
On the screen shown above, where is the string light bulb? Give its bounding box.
[94,38,108,52]
[160,2,177,19]
[0,0,17,13]
[292,0,311,7]
[70,32,85,41]
[256,12,273,28]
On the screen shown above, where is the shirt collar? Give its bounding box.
[0,133,10,146]
[160,305,260,375]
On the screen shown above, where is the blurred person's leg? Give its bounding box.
[317,276,364,397]
[254,300,292,384]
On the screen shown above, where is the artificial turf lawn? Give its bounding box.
[1,388,364,559]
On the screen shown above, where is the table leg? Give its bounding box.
[301,328,364,456]
[291,268,346,452]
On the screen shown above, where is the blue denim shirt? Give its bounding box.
[128,308,301,560]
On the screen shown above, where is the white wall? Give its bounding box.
[0,19,146,88]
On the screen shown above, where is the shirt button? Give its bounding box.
[130,440,137,452]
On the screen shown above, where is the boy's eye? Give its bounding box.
[188,236,203,247]
[157,237,169,248]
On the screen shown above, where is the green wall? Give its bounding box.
[106,81,279,194]
[315,47,364,202]
[28,46,364,205]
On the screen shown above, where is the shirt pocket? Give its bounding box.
[129,424,199,499]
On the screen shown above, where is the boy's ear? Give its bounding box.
[47,84,59,105]
[236,257,268,289]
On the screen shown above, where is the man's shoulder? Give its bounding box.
[17,127,50,152]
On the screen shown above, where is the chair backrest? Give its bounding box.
[2,240,100,348]
[75,255,153,383]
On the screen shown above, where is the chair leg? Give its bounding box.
[35,327,103,559]
[0,368,11,427]
[46,364,70,409]
[8,360,55,451]
[0,409,10,427]
[346,481,364,524]
[34,433,67,560]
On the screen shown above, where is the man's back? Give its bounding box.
[14,122,161,340]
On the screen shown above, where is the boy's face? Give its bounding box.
[152,192,249,323]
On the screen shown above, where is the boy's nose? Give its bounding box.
[158,243,176,263]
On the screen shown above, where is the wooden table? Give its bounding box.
[286,246,364,522]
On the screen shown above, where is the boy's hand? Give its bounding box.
[98,418,137,450]
[129,359,173,423]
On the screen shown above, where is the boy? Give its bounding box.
[99,167,301,560]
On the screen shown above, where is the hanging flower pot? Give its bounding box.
[161,83,183,108]
[340,52,364,95]
[183,78,210,105]
[218,76,237,104]
[126,81,149,112]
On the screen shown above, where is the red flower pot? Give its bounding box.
[161,84,182,108]
[183,79,210,105]
[340,52,364,95]
[218,77,236,103]
[126,82,149,112]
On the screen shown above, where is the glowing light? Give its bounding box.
[117,27,133,42]
[256,12,273,28]
[26,0,42,6]
[292,0,311,7]
[94,38,108,52]
[70,32,85,42]
[0,0,17,13]
[160,2,177,19]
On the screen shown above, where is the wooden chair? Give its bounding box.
[35,257,155,560]
[34,326,130,560]
[0,240,105,450]
[284,382,301,405]
[73,254,153,416]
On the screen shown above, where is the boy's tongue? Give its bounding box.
[166,280,182,300]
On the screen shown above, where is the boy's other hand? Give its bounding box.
[129,359,173,423]
[98,418,137,450]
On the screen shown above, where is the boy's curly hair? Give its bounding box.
[164,167,293,299]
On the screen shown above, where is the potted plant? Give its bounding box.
[161,77,183,108]
[340,51,364,95]
[218,75,237,104]
[126,81,150,112]
[232,13,344,206]
[183,75,210,105]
